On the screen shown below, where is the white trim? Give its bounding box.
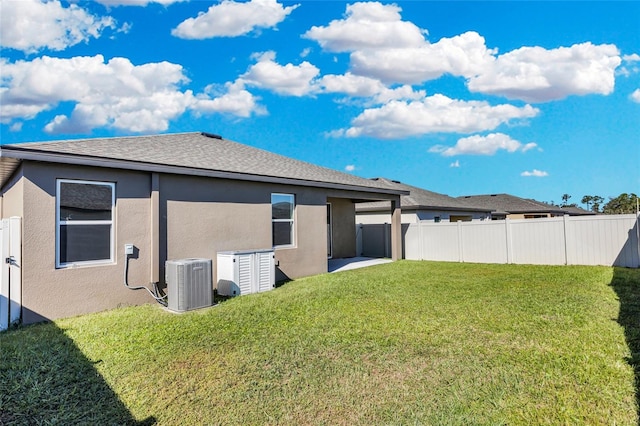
[327,203,333,259]
[271,193,295,248]
[56,179,115,269]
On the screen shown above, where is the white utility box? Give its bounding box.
[216,249,275,296]
[166,258,213,312]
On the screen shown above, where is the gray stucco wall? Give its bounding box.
[12,163,374,323]
[9,160,401,323]
[18,162,153,324]
[328,197,356,259]
[160,175,330,283]
[1,164,25,219]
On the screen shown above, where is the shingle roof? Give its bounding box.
[356,178,492,212]
[0,132,406,196]
[560,205,597,216]
[456,193,566,215]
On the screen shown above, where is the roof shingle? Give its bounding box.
[356,178,492,212]
[0,132,405,195]
[456,193,565,215]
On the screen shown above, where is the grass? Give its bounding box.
[1,261,638,425]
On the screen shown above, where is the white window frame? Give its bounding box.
[56,179,115,268]
[271,193,295,248]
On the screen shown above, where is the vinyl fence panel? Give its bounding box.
[360,224,389,258]
[460,221,508,264]
[364,214,639,268]
[566,215,639,268]
[509,218,566,265]
[420,223,461,262]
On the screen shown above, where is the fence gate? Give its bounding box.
[0,217,22,331]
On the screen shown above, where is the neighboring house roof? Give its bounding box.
[0,132,407,196]
[560,205,598,216]
[355,178,493,213]
[456,193,566,216]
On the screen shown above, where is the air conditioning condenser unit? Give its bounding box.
[166,258,212,312]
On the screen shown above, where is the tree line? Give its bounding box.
[552,193,639,214]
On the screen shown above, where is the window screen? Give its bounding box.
[272,193,294,247]
[57,180,114,267]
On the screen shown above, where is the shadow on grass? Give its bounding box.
[0,322,155,425]
[611,267,640,423]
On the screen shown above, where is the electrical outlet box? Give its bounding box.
[124,244,134,255]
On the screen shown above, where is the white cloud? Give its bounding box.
[1,55,194,133]
[449,160,460,168]
[0,0,116,53]
[1,54,269,132]
[240,51,319,96]
[193,81,266,117]
[339,95,539,139]
[631,89,640,103]
[468,42,621,102]
[521,169,548,177]
[303,2,425,52]
[429,133,538,156]
[305,3,622,102]
[172,0,298,39]
[96,0,185,6]
[300,47,312,58]
[345,164,356,172]
[350,31,496,84]
[617,54,640,77]
[318,72,424,103]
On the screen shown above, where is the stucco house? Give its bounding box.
[356,178,492,224]
[456,193,570,220]
[0,132,405,324]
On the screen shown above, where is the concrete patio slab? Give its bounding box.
[328,257,392,273]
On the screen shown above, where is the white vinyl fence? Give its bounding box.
[360,214,639,268]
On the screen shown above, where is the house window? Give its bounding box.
[272,193,294,247]
[56,179,115,268]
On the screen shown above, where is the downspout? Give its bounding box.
[121,172,165,305]
[150,172,160,284]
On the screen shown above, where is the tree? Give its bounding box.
[561,193,571,206]
[603,193,639,214]
[591,196,604,213]
[582,195,604,213]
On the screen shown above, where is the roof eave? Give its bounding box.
[0,155,22,189]
[356,205,492,213]
[0,148,407,197]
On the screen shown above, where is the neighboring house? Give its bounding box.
[0,132,406,324]
[356,178,493,224]
[560,205,598,216]
[456,193,569,220]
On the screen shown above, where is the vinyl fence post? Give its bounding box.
[505,218,513,264]
[457,220,463,263]
[562,215,569,265]
[419,221,424,261]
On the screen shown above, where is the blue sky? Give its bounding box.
[1,0,638,206]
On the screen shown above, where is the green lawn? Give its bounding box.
[1,261,639,425]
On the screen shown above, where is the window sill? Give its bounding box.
[56,260,115,269]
